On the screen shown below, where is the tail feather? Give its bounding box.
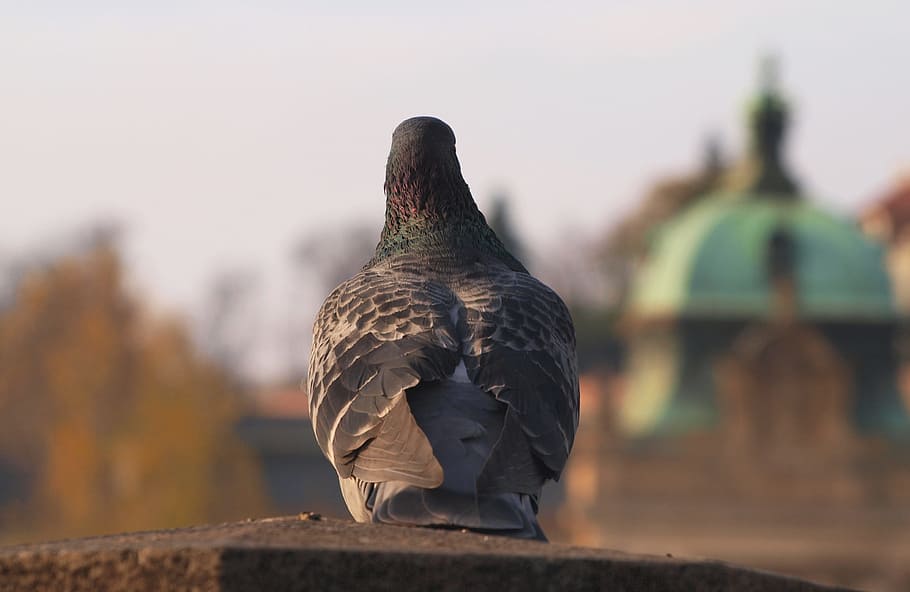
[371,483,545,541]
[339,379,547,541]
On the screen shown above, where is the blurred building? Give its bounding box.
[235,387,347,518]
[861,175,910,428]
[560,63,910,590]
[861,175,910,315]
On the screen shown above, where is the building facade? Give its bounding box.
[560,65,910,590]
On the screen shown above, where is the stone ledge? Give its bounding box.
[0,515,853,591]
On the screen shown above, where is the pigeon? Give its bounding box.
[306,116,579,540]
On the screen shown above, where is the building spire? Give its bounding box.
[748,56,799,195]
[726,56,800,197]
[759,55,779,94]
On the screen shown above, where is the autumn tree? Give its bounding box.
[0,237,267,542]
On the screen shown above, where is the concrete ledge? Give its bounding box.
[0,515,852,591]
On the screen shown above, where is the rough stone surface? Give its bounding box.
[0,515,854,591]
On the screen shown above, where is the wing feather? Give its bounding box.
[307,268,460,485]
[457,268,579,480]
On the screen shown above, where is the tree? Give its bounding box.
[0,238,267,542]
[486,194,528,268]
[200,268,260,388]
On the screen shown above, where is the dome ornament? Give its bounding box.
[726,56,800,197]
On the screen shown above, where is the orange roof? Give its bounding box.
[252,387,310,418]
[863,177,910,240]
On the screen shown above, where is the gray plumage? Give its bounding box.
[307,117,579,540]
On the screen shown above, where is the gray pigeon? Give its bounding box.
[307,116,579,540]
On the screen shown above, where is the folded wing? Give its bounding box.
[457,268,579,483]
[308,269,461,487]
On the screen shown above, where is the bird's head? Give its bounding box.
[389,116,457,166]
[383,116,475,226]
[373,116,525,272]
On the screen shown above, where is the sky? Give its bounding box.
[1,1,908,380]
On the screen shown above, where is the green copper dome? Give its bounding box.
[629,58,895,322]
[629,192,896,321]
[621,59,907,442]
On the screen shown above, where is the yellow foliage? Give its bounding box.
[0,242,268,542]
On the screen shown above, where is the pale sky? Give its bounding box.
[1,1,908,380]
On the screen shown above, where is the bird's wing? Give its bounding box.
[458,268,579,481]
[307,267,460,487]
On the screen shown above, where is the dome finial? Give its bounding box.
[759,54,779,95]
[701,134,725,177]
[726,56,800,196]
